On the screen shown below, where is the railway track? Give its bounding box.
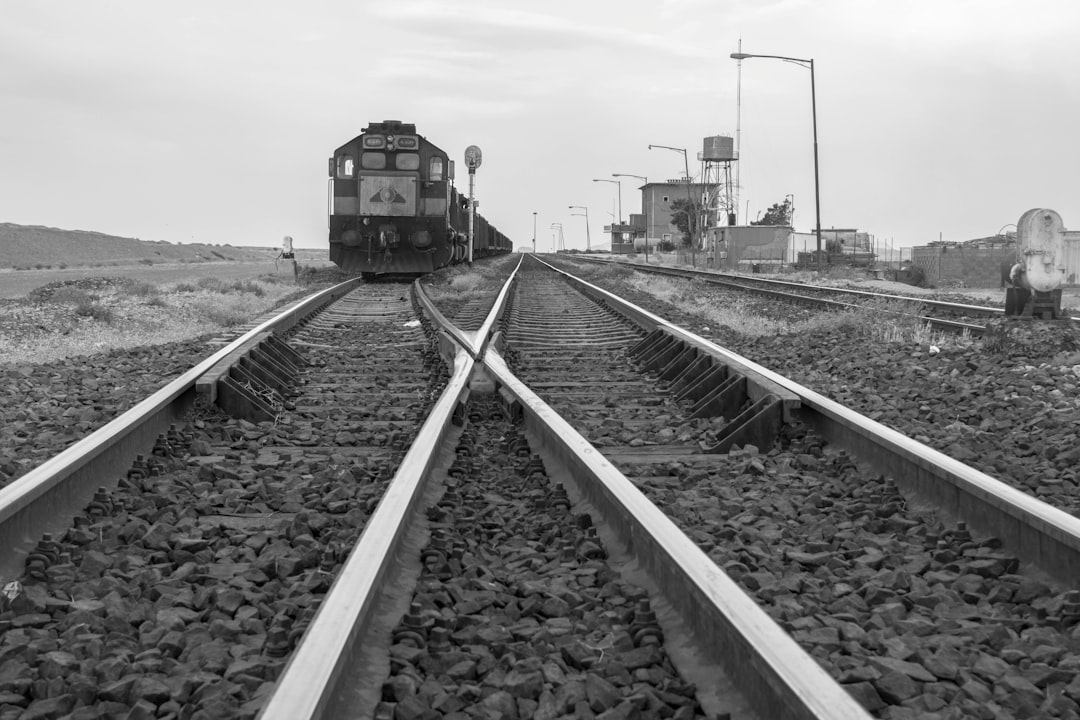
[569,256,1027,335]
[4,258,1080,719]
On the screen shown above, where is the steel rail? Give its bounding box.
[0,278,362,582]
[482,348,873,720]
[256,264,527,718]
[254,257,1079,719]
[256,343,476,720]
[257,265,871,720]
[541,258,1080,582]
[412,253,525,359]
[573,255,1053,322]
[575,257,988,333]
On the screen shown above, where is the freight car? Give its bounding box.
[327,120,511,276]
[1004,208,1067,319]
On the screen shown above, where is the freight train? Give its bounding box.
[328,120,512,277]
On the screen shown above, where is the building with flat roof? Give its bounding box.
[622,179,709,249]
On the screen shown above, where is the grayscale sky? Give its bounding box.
[2,0,1077,253]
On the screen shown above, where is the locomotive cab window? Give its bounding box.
[361,152,386,170]
[336,155,354,179]
[395,153,420,171]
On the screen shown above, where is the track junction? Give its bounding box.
[2,256,1080,719]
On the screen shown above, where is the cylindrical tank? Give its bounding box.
[1016,208,1066,293]
[702,135,735,161]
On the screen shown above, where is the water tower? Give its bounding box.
[699,135,736,229]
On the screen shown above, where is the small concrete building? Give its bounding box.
[628,180,711,249]
[708,225,791,270]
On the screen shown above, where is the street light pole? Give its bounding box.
[730,51,822,271]
[591,179,622,225]
[592,179,622,249]
[648,145,695,254]
[549,223,562,253]
[569,205,591,251]
[532,212,537,253]
[613,173,648,261]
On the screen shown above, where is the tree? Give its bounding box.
[668,198,700,247]
[751,198,793,226]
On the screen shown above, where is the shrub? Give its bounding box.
[75,301,114,322]
[199,306,248,326]
[139,258,154,266]
[229,280,265,296]
[196,277,229,293]
[173,283,198,293]
[52,287,96,305]
[119,279,160,297]
[145,296,167,308]
[448,271,483,292]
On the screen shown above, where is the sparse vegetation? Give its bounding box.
[195,277,265,297]
[194,303,251,327]
[74,301,114,323]
[51,287,97,305]
[118,279,160,298]
[0,267,338,365]
[619,270,961,348]
[421,259,513,300]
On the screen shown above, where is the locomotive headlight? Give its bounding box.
[429,157,444,181]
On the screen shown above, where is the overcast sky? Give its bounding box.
[2,0,1077,254]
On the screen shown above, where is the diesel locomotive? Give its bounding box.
[328,120,511,276]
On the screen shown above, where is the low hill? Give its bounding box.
[0,223,288,269]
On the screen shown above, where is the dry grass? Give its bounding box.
[422,255,520,300]
[0,276,308,365]
[618,269,965,348]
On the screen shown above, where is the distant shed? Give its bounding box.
[911,231,1080,287]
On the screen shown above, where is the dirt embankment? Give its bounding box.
[0,223,294,269]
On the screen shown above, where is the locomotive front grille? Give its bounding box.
[359,175,418,217]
